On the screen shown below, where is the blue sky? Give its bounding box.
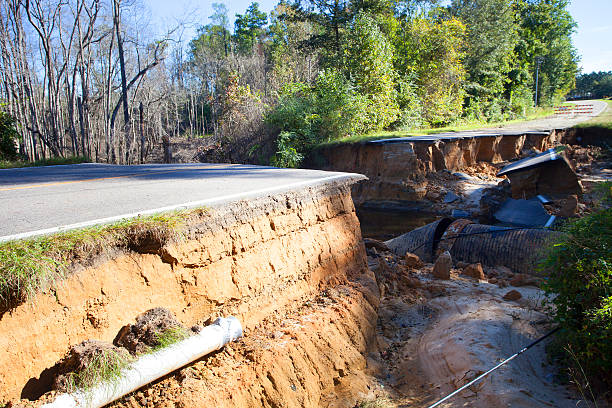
[148,0,611,73]
[568,0,612,73]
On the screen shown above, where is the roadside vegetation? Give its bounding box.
[572,71,612,100]
[0,0,578,167]
[0,208,206,308]
[541,183,612,398]
[319,106,555,146]
[0,156,90,169]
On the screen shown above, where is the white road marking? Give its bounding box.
[0,173,365,242]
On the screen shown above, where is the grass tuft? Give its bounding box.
[0,208,206,308]
[65,349,134,393]
[152,326,190,352]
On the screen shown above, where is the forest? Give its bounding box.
[0,0,580,166]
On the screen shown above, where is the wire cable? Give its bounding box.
[425,327,560,408]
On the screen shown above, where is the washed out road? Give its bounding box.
[370,99,608,145]
[0,163,364,241]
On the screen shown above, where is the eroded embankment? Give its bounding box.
[106,279,379,408]
[311,130,563,204]
[0,178,375,404]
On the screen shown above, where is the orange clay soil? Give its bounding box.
[313,129,563,203]
[0,180,368,402]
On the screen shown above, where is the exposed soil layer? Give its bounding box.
[105,277,380,408]
[0,179,368,402]
[310,130,567,205]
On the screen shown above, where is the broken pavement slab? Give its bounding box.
[494,198,556,227]
[497,148,583,199]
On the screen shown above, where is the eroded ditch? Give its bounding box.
[2,127,611,407]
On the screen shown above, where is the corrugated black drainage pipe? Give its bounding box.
[385,219,558,274]
[385,218,452,262]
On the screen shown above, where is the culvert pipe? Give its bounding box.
[384,218,452,262]
[42,316,243,408]
[385,218,557,274]
[447,223,556,275]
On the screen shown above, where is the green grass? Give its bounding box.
[319,106,555,146]
[0,208,206,308]
[62,327,190,394]
[64,327,191,393]
[574,99,612,130]
[66,349,134,393]
[151,326,190,352]
[0,155,89,169]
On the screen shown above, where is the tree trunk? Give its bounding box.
[139,102,145,163]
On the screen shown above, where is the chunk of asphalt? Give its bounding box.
[451,209,470,218]
[493,198,553,227]
[452,172,475,181]
[444,191,460,203]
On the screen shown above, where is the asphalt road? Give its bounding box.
[0,163,364,241]
[370,100,608,144]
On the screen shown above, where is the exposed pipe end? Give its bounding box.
[214,316,243,343]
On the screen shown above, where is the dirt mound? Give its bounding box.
[113,308,186,354]
[53,340,131,393]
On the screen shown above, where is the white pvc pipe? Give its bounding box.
[42,316,243,408]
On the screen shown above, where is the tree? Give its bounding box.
[451,0,518,114]
[0,110,19,160]
[394,14,466,125]
[267,2,318,88]
[234,2,267,54]
[344,11,399,130]
[573,71,612,99]
[190,3,231,59]
[292,0,351,68]
[514,0,579,106]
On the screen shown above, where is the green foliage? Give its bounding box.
[190,3,231,59]
[234,2,268,54]
[0,110,19,161]
[541,208,612,390]
[312,69,370,138]
[271,132,306,168]
[183,0,582,162]
[268,3,316,88]
[394,15,466,126]
[268,70,368,137]
[513,0,579,106]
[451,0,518,112]
[0,209,204,307]
[292,0,352,69]
[268,70,372,166]
[152,327,190,351]
[344,11,400,130]
[573,71,612,99]
[395,77,424,129]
